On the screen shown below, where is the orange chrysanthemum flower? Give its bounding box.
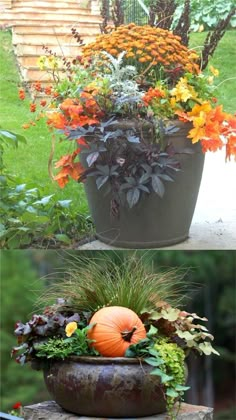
[82,24,200,84]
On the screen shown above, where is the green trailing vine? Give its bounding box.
[153,338,187,418]
[125,326,189,419]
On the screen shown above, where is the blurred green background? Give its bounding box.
[0,250,235,419]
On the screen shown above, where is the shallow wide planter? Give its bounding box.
[43,356,166,417]
[81,119,205,248]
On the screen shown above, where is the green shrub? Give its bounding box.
[0,130,93,248]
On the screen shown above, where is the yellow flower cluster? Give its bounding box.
[82,23,200,78]
[37,55,60,71]
[171,77,199,103]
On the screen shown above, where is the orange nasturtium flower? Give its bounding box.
[65,322,77,337]
[201,137,224,153]
[142,87,165,106]
[44,85,52,95]
[22,123,31,129]
[46,112,67,129]
[30,103,37,112]
[40,99,47,107]
[187,113,207,144]
[222,114,236,161]
[18,88,25,100]
[54,147,84,188]
[226,134,236,161]
[33,81,42,92]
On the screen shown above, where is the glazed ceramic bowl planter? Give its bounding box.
[81,120,205,248]
[43,356,167,417]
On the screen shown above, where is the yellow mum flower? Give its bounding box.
[65,321,77,337]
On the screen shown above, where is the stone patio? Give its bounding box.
[23,401,214,420]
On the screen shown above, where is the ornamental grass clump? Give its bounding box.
[12,255,219,418]
[19,24,236,211]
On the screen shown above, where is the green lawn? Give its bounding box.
[189,31,236,112]
[0,29,235,216]
[0,29,88,216]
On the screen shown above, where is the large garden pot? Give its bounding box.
[81,120,205,248]
[43,356,166,417]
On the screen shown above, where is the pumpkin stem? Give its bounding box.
[121,326,137,342]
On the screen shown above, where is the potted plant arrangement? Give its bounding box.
[12,255,219,419]
[19,22,236,248]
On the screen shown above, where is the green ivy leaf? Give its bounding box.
[144,357,164,367]
[148,348,161,357]
[166,388,179,398]
[150,367,163,376]
[150,368,173,383]
[147,324,158,337]
[175,385,190,392]
[124,347,136,358]
[160,373,174,383]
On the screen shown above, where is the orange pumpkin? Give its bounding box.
[88,306,147,357]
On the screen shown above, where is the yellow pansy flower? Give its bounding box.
[65,321,77,337]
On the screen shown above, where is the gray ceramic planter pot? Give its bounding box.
[43,356,166,417]
[81,120,205,248]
